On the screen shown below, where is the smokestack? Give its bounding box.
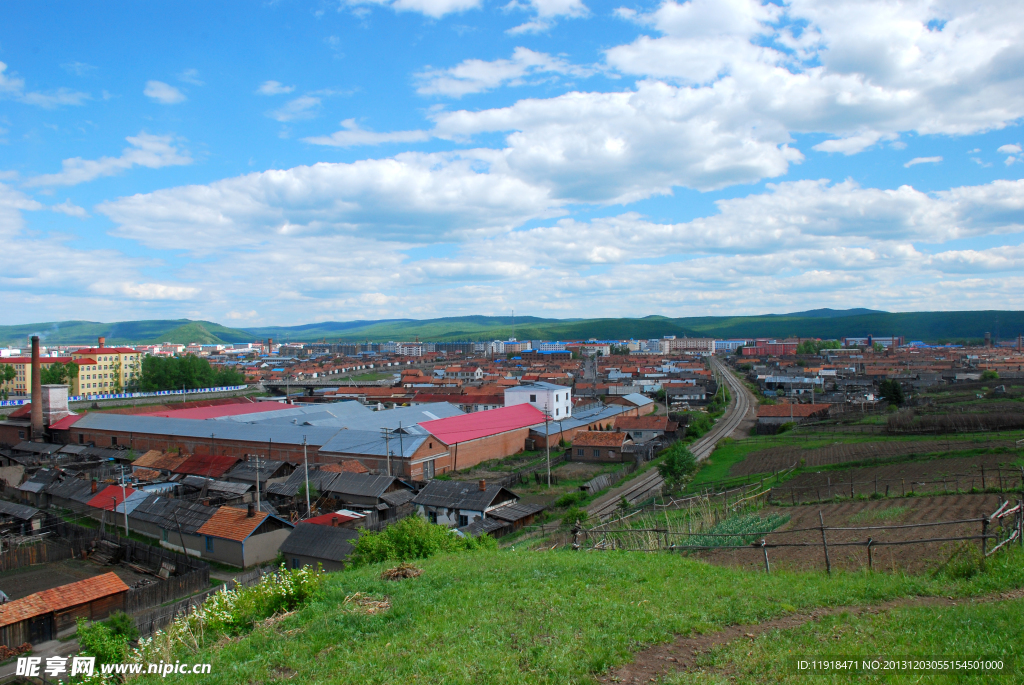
[479,479,486,491]
[98,336,106,348]
[30,336,43,439]
[91,479,98,494]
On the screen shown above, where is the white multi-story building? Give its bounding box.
[662,337,716,355]
[504,381,573,419]
[397,342,424,357]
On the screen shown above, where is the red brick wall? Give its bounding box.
[68,428,319,463]
[449,427,529,471]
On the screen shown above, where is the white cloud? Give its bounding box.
[904,156,942,167]
[257,80,295,95]
[24,133,193,187]
[415,47,593,97]
[144,80,186,104]
[177,69,204,85]
[1,61,91,108]
[61,61,96,76]
[344,0,482,19]
[0,62,26,94]
[1006,156,1018,166]
[506,0,589,34]
[50,200,88,218]
[269,95,321,122]
[998,144,1021,154]
[303,119,430,147]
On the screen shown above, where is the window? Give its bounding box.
[205,536,214,552]
[530,394,536,402]
[576,448,584,457]
[428,511,437,524]
[162,529,168,542]
[78,434,84,444]
[458,514,469,527]
[555,408,559,416]
[292,558,301,570]
[592,449,600,458]
[111,436,117,446]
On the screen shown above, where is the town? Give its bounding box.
[0,324,1023,680]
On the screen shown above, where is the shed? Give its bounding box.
[571,431,632,463]
[0,572,129,644]
[278,523,359,572]
[412,480,519,529]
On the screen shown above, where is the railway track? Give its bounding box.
[587,358,757,520]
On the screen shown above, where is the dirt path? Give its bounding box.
[599,587,1024,684]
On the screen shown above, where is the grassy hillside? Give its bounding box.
[2,310,1021,346]
[133,547,1024,684]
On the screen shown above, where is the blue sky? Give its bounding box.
[2,0,1023,327]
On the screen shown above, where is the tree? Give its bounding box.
[981,369,999,381]
[879,379,905,405]
[40,362,72,385]
[872,342,884,353]
[658,443,697,487]
[139,355,246,392]
[0,364,14,400]
[610,345,630,356]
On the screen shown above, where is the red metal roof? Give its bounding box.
[87,484,138,510]
[419,404,546,444]
[71,347,137,354]
[304,511,360,526]
[139,401,284,419]
[49,413,84,431]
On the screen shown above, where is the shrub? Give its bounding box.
[348,516,496,568]
[981,369,999,380]
[684,413,714,439]
[77,618,130,667]
[554,491,586,508]
[561,506,589,527]
[106,611,139,643]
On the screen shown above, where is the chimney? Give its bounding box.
[247,503,255,517]
[41,385,70,426]
[98,336,106,349]
[91,479,98,494]
[478,479,486,491]
[30,336,43,439]
[332,516,340,527]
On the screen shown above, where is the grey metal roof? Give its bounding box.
[43,477,97,504]
[487,501,545,523]
[0,500,40,520]
[324,472,409,499]
[227,501,280,517]
[621,393,654,407]
[458,517,505,536]
[129,495,218,534]
[266,468,339,498]
[18,469,60,493]
[180,476,254,497]
[528,404,632,436]
[224,460,289,484]
[319,430,428,459]
[13,442,62,455]
[278,523,359,562]
[72,413,344,446]
[505,381,569,393]
[412,480,516,512]
[380,489,415,507]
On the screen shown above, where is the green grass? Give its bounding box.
[666,598,1024,684]
[134,546,1024,684]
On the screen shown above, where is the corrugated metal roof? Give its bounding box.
[180,475,253,496]
[419,404,545,444]
[266,469,339,498]
[621,393,654,407]
[172,454,241,478]
[487,501,545,523]
[458,517,505,536]
[412,480,515,511]
[87,484,139,511]
[224,460,288,484]
[0,500,40,520]
[325,472,408,499]
[319,430,427,459]
[43,477,96,504]
[13,442,61,455]
[130,496,218,534]
[278,523,358,562]
[133,450,191,472]
[528,404,631,436]
[71,413,344,446]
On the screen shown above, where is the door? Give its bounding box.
[29,615,53,643]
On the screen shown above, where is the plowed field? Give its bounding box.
[691,494,1012,574]
[769,454,1024,503]
[730,438,1016,476]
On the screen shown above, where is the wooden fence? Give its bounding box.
[0,540,72,572]
[576,501,1024,575]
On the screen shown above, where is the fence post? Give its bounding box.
[819,511,831,575]
[761,539,770,574]
[981,517,988,562]
[982,465,986,491]
[866,537,873,571]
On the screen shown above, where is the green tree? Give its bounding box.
[657,443,697,487]
[879,379,905,405]
[40,361,72,385]
[0,364,15,400]
[139,355,246,392]
[872,342,884,352]
[980,369,999,381]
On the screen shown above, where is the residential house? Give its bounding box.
[195,505,295,568]
[278,522,360,571]
[571,431,633,463]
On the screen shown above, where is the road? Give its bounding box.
[586,357,757,520]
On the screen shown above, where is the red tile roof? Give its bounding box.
[87,484,138,510]
[173,454,241,478]
[0,573,128,628]
[615,416,678,431]
[420,404,546,444]
[197,506,269,542]
[133,450,191,472]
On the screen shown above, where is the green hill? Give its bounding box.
[2,310,1021,346]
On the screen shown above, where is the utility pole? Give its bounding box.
[255,452,261,513]
[381,427,392,476]
[303,436,311,519]
[118,465,130,537]
[544,403,551,487]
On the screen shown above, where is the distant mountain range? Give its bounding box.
[1,310,1021,347]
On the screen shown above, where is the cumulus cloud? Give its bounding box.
[998,144,1021,154]
[904,156,943,167]
[177,69,204,85]
[24,133,193,187]
[257,80,295,95]
[506,0,589,34]
[415,47,593,97]
[50,200,89,218]
[302,120,430,147]
[269,95,322,122]
[144,80,186,104]
[0,61,90,108]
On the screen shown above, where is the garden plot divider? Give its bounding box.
[577,501,1024,575]
[769,464,1024,505]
